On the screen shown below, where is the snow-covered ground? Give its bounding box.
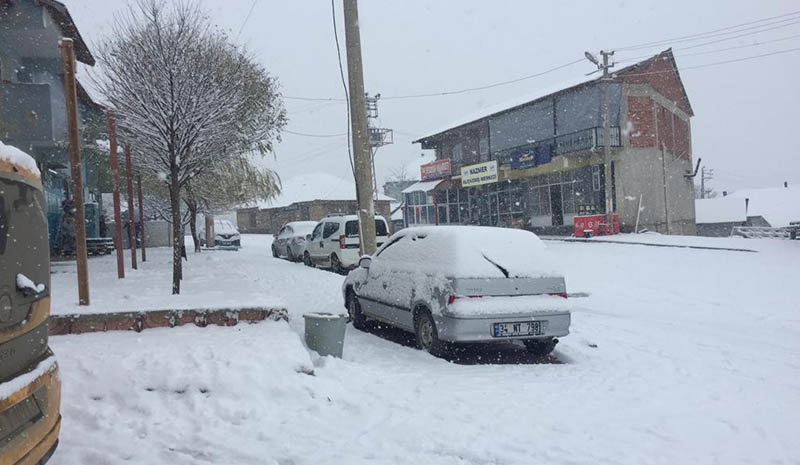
[49,234,800,464]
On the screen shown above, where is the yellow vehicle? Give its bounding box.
[0,144,61,465]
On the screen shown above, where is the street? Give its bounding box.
[49,234,800,465]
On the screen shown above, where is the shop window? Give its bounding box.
[592,165,601,191]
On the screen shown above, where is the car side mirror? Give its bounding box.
[306,234,312,240]
[358,255,372,269]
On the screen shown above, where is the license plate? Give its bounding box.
[493,321,545,337]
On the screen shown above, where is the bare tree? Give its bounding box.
[94,1,286,294]
[184,156,281,251]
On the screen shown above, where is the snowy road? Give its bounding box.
[50,234,800,465]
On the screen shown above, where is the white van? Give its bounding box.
[304,214,390,272]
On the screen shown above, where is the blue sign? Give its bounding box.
[510,144,553,170]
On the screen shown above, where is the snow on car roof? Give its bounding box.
[215,219,238,234]
[387,226,562,279]
[0,140,40,178]
[287,221,319,233]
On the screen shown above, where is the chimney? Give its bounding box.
[785,181,789,188]
[722,191,728,197]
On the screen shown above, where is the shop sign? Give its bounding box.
[460,160,498,187]
[420,158,451,181]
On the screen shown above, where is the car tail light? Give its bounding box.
[339,234,346,249]
[447,295,482,305]
[549,292,568,299]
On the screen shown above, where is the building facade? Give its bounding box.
[1,0,104,251]
[409,49,696,235]
[237,199,393,235]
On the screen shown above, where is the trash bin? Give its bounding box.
[303,312,347,358]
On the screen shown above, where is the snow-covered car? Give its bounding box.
[272,221,319,261]
[342,226,571,356]
[200,219,241,248]
[304,214,390,272]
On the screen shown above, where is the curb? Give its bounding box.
[541,237,758,253]
[48,307,288,336]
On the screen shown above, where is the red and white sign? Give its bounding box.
[420,159,451,181]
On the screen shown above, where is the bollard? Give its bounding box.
[303,313,347,358]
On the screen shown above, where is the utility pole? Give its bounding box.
[343,0,377,255]
[125,144,137,269]
[700,166,714,199]
[585,50,616,228]
[137,174,146,262]
[365,92,393,199]
[106,111,124,278]
[60,38,89,305]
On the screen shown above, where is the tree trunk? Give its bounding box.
[170,163,182,294]
[188,204,200,252]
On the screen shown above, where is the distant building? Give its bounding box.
[695,197,746,237]
[410,49,696,235]
[237,173,393,234]
[1,0,104,251]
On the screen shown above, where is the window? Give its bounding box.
[322,222,338,239]
[479,137,489,161]
[452,143,463,162]
[592,165,601,191]
[345,219,388,236]
[311,223,323,240]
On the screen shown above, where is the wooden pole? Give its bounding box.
[107,111,125,278]
[137,174,146,262]
[125,144,138,269]
[343,0,377,255]
[59,38,90,305]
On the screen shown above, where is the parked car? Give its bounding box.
[200,219,241,248]
[272,221,319,261]
[342,226,571,357]
[304,214,390,272]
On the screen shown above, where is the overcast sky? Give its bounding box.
[68,0,800,196]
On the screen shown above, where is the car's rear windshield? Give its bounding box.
[345,219,387,237]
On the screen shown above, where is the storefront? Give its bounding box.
[403,158,612,231]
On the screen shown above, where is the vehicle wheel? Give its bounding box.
[523,338,558,357]
[303,252,314,267]
[414,309,445,356]
[272,245,278,258]
[330,253,344,274]
[347,290,368,330]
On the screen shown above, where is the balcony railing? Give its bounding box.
[554,126,621,155]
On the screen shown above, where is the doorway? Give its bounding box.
[550,184,563,226]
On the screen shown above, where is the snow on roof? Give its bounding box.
[256,173,392,209]
[389,226,562,279]
[0,140,40,178]
[729,186,800,228]
[415,73,599,142]
[695,197,746,224]
[401,179,443,194]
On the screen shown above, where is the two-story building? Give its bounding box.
[1,0,105,251]
[408,49,696,235]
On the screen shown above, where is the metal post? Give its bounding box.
[601,50,615,228]
[634,194,642,234]
[125,144,137,269]
[60,38,90,305]
[137,174,146,262]
[661,143,670,234]
[107,111,124,278]
[343,0,377,255]
[700,166,705,199]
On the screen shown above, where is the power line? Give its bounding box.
[381,59,584,100]
[236,0,258,39]
[617,32,800,65]
[331,0,355,177]
[613,9,800,51]
[618,46,800,78]
[284,129,348,138]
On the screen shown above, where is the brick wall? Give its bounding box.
[628,96,656,148]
